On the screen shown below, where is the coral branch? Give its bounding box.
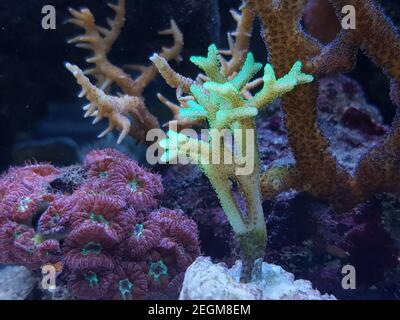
[102,1,126,53]
[67,0,126,92]
[66,0,184,144]
[131,19,184,96]
[250,0,400,209]
[66,63,151,144]
[150,54,196,96]
[249,0,355,208]
[219,4,255,76]
[151,6,258,130]
[156,93,204,129]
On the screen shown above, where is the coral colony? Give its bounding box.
[0,149,200,299]
[152,46,313,281]
[1,0,400,299]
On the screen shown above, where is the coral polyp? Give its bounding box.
[109,160,164,211]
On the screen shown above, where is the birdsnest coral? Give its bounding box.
[0,149,200,300]
[152,39,313,280]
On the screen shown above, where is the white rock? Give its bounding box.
[0,266,36,300]
[179,257,336,300]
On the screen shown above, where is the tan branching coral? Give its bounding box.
[218,5,255,77]
[324,0,400,204]
[311,0,400,89]
[66,0,184,144]
[248,0,400,210]
[248,0,353,208]
[66,63,145,144]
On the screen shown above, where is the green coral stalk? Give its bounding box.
[157,44,313,282]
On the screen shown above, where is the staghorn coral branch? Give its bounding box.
[219,4,255,76]
[160,130,248,233]
[101,1,126,53]
[68,1,183,97]
[129,20,184,96]
[150,7,256,130]
[66,63,149,144]
[332,0,400,103]
[307,0,400,99]
[158,20,184,63]
[150,54,196,96]
[248,0,321,77]
[67,1,126,91]
[305,29,359,76]
[308,0,400,205]
[343,0,400,203]
[248,61,314,109]
[66,0,185,144]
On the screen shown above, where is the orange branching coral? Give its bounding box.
[249,0,400,210]
[248,0,353,208]
[302,0,400,108]
[150,47,201,129]
[321,0,400,204]
[67,0,127,92]
[66,0,184,144]
[311,0,400,93]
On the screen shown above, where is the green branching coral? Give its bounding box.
[154,44,313,281]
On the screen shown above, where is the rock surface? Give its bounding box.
[0,266,36,300]
[179,257,335,300]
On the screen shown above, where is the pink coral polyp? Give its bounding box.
[88,158,114,178]
[5,164,59,190]
[109,160,163,211]
[69,270,118,300]
[84,148,129,167]
[4,185,41,224]
[37,239,61,264]
[114,262,148,300]
[150,209,200,270]
[71,194,125,226]
[0,221,41,268]
[70,194,128,241]
[63,223,118,271]
[38,196,72,236]
[125,219,161,259]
